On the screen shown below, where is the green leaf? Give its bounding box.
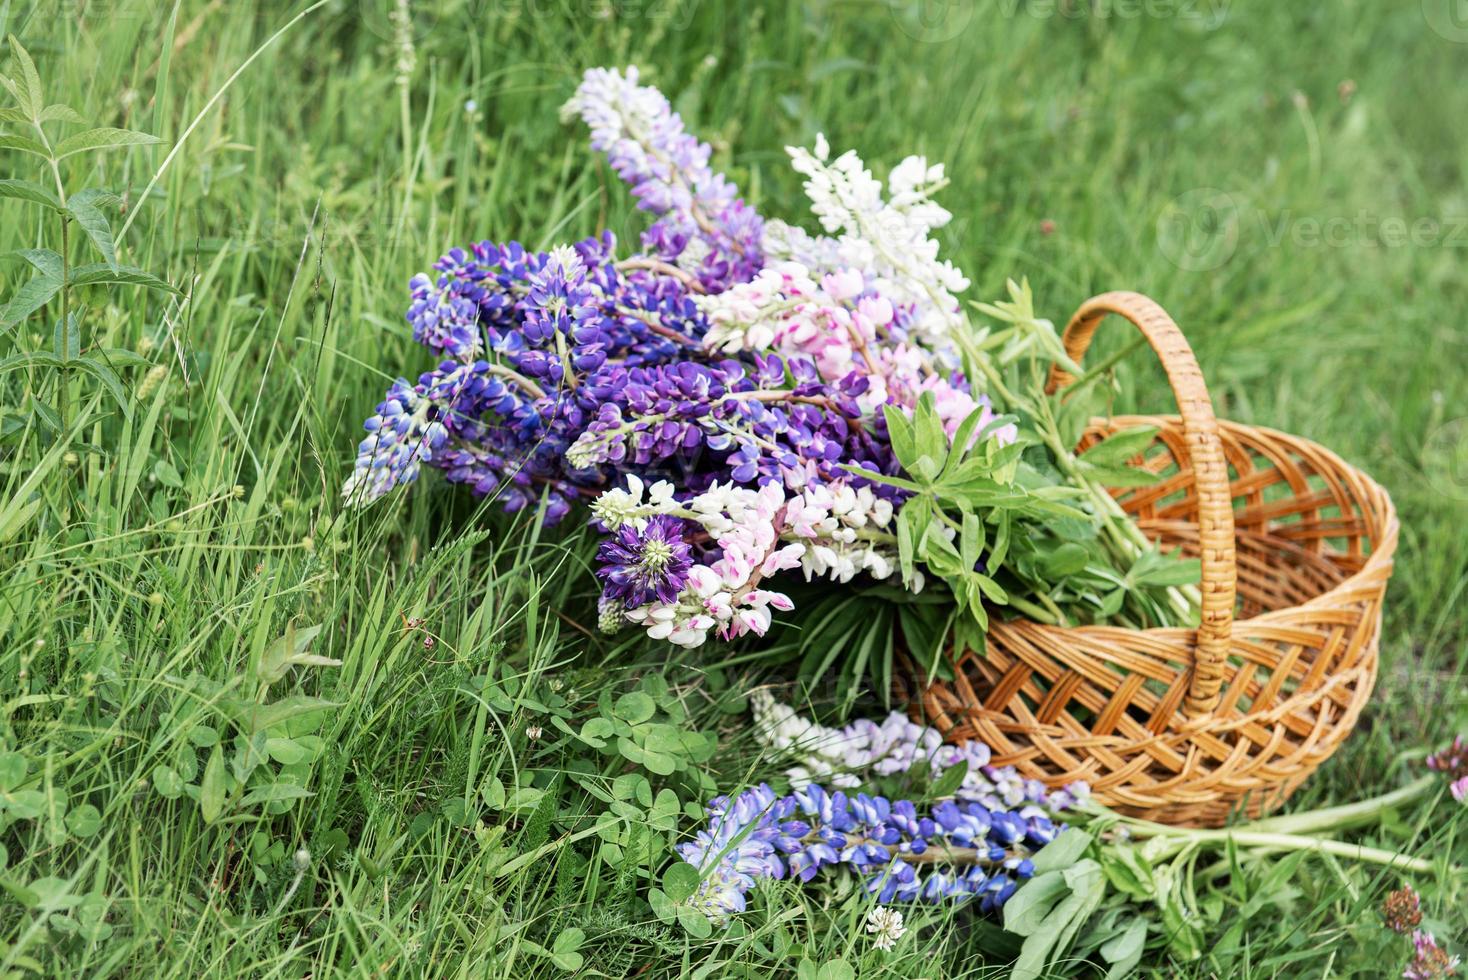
[264,737,307,765]
[0,178,58,208]
[612,691,656,724]
[577,717,613,748]
[64,804,102,838]
[238,696,341,735]
[238,783,313,808]
[1030,827,1093,875]
[0,134,47,157]
[911,392,949,473]
[74,354,131,418]
[663,862,700,903]
[12,247,62,278]
[54,311,78,361]
[0,752,25,790]
[675,904,712,939]
[7,37,42,117]
[1076,461,1162,488]
[549,927,585,972]
[54,127,163,159]
[151,765,184,799]
[1079,425,1159,466]
[1129,548,1202,588]
[37,103,85,124]
[67,262,182,294]
[0,274,61,331]
[930,759,968,798]
[199,746,226,823]
[882,403,917,466]
[65,193,118,272]
[1099,918,1148,976]
[256,623,331,685]
[1039,542,1090,578]
[1003,869,1071,936]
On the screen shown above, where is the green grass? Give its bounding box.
[1,0,1466,976]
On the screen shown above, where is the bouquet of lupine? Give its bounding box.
[346,66,1199,671]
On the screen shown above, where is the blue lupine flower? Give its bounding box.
[674,778,1081,926]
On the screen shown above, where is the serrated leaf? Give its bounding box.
[0,133,47,157]
[0,178,58,208]
[54,127,163,159]
[0,273,61,331]
[37,103,85,124]
[68,262,181,294]
[65,195,117,271]
[7,37,42,117]
[12,247,61,278]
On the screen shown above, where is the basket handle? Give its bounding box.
[1044,291,1236,717]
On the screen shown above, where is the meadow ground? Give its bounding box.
[1,1,1466,976]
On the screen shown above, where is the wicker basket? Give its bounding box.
[909,291,1397,827]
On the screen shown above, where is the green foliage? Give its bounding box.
[0,34,174,448]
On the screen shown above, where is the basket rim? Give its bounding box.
[994,413,1399,640]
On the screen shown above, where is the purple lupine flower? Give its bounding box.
[564,66,764,291]
[1427,735,1468,802]
[342,378,447,506]
[596,514,695,607]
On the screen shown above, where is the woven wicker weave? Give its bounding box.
[909,292,1397,826]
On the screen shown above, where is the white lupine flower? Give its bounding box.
[776,138,971,345]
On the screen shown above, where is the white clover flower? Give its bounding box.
[866,906,906,951]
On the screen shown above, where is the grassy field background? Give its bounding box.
[2,0,1466,976]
